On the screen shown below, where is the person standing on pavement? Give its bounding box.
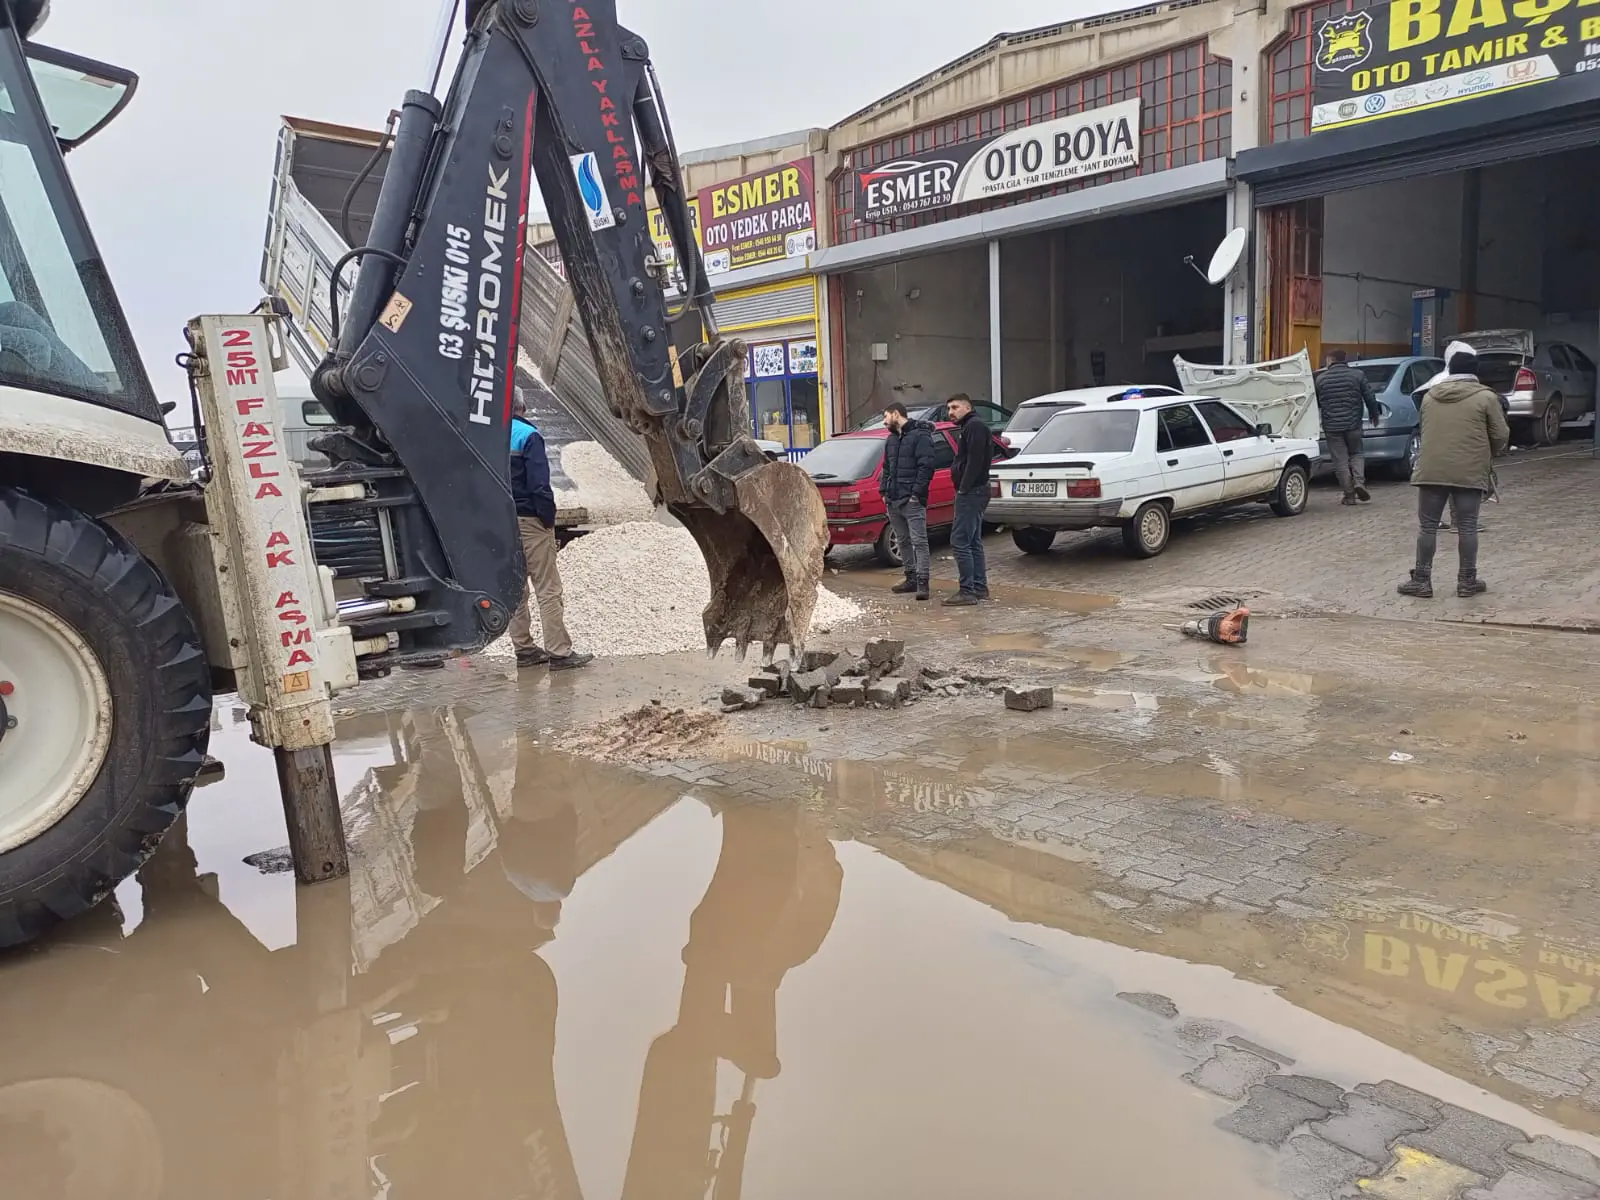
[880,401,934,600]
[943,393,993,606]
[1397,341,1510,600]
[1314,349,1383,506]
[509,390,592,669]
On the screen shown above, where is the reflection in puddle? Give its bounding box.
[0,708,1285,1200]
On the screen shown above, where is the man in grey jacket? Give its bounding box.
[1314,349,1384,505]
[1397,342,1511,599]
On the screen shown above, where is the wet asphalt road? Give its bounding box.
[2,454,1599,1198]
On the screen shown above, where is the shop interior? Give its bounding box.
[836,197,1229,426]
[1279,144,1600,443]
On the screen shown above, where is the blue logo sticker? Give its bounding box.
[1363,94,1387,113]
[569,152,616,231]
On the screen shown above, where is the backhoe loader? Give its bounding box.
[0,0,827,947]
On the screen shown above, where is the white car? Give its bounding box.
[989,352,1322,558]
[1002,384,1181,454]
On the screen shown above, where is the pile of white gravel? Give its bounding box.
[549,519,862,657]
[552,441,654,525]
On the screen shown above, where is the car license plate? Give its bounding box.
[1013,481,1058,497]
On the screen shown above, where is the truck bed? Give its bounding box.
[260,115,654,490]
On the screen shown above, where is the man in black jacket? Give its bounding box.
[1315,349,1383,505]
[880,402,934,600]
[944,393,993,605]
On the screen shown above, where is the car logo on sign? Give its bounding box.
[1316,11,1374,72]
[1338,100,1360,118]
[1364,94,1387,113]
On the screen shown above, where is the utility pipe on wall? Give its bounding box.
[989,239,1002,406]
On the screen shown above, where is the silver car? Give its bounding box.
[1458,330,1597,447]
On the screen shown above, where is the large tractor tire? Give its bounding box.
[0,488,210,947]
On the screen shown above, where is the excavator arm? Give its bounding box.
[310,0,826,667]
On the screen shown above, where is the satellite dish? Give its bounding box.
[1206,227,1249,286]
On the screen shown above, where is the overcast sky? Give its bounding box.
[45,0,1108,412]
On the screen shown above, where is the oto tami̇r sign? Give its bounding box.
[853,99,1141,224]
[1311,0,1600,131]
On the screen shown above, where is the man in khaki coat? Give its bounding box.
[1397,342,1510,600]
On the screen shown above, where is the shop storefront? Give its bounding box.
[815,34,1239,427]
[1240,0,1600,420]
[697,159,825,455]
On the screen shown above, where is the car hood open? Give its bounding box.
[1174,350,1323,442]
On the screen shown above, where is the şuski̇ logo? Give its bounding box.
[1316,11,1374,72]
[570,152,615,231]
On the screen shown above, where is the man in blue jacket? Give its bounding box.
[509,390,591,669]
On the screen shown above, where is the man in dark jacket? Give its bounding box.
[880,402,934,600]
[509,390,591,669]
[1314,349,1383,505]
[944,393,993,605]
[1397,342,1510,599]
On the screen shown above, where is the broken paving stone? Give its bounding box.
[1312,1094,1430,1163]
[1265,1074,1347,1110]
[1508,1138,1600,1188]
[1184,1045,1281,1100]
[1217,1083,1331,1146]
[787,663,843,703]
[1408,1103,1528,1178]
[865,638,904,668]
[1093,891,1139,911]
[799,649,840,672]
[721,685,766,711]
[1352,1082,1444,1124]
[808,686,832,709]
[1282,1132,1377,1199]
[1117,991,1179,1019]
[1004,685,1054,712]
[867,676,912,706]
[747,673,785,698]
[832,678,866,706]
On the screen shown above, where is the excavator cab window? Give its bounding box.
[0,25,154,418]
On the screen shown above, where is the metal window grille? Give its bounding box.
[830,40,1232,244]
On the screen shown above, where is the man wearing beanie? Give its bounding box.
[1397,341,1510,599]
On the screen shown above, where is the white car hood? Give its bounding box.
[1174,350,1323,443]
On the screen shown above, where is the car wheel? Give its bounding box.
[1538,397,1563,446]
[1010,527,1056,555]
[1121,501,1170,558]
[1402,432,1420,480]
[873,524,902,568]
[1270,463,1310,517]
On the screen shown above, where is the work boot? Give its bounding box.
[515,646,551,668]
[915,574,930,601]
[976,587,992,601]
[942,591,978,607]
[1341,493,1358,506]
[548,651,594,670]
[1457,572,1488,598]
[1396,570,1433,599]
[1354,484,1371,502]
[890,574,917,594]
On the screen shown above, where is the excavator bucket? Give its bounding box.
[672,458,829,659]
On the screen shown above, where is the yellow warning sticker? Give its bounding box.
[282,671,312,695]
[379,291,413,333]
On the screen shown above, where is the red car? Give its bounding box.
[799,423,1011,567]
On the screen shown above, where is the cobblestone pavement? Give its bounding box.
[831,445,1600,630]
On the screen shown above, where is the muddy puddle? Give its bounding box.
[7,669,1600,1195]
